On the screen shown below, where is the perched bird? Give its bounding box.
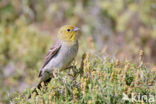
[29,25,80,98]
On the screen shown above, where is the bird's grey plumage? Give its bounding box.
[39,40,78,83]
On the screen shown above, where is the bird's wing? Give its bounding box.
[38,41,62,77]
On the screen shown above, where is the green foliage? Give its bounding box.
[10,54,156,104]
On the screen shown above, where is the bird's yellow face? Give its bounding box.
[58,25,80,42]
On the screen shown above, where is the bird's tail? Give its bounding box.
[28,78,52,99]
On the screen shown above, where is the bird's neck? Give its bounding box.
[61,39,78,46]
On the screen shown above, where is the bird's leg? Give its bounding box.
[65,66,76,70]
[65,65,76,77]
[72,67,79,82]
[72,53,86,82]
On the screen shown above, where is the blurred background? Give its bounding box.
[0,0,156,103]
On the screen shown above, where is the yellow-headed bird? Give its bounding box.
[29,25,80,98]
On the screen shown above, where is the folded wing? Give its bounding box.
[38,41,62,77]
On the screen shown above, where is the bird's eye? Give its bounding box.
[67,29,70,32]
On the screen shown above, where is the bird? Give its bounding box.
[28,25,80,98]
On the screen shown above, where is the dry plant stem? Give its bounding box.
[139,50,144,67]
[79,53,86,77]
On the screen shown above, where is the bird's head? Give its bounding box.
[58,25,80,42]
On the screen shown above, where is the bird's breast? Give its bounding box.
[44,41,78,72]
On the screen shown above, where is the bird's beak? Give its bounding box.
[73,27,80,31]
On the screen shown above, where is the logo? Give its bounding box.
[122,93,155,103]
